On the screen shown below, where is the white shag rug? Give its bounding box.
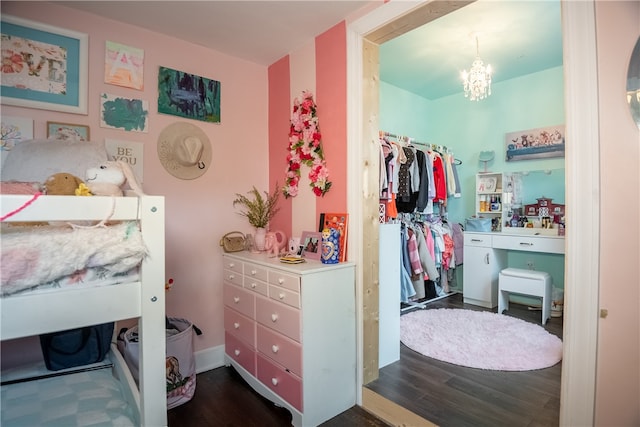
[400,308,563,371]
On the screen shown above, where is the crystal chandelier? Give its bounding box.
[461,36,492,101]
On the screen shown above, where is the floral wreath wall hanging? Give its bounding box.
[283,91,331,198]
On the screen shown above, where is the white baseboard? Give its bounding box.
[194,344,226,374]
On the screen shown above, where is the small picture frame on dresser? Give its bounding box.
[300,231,321,261]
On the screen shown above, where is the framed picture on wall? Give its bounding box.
[300,231,322,261]
[505,124,565,162]
[46,121,90,141]
[1,15,88,114]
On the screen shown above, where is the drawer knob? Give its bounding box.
[229,262,235,268]
[234,322,240,329]
[279,293,285,300]
[272,345,279,353]
[251,269,257,276]
[271,378,278,386]
[278,278,284,284]
[229,274,235,280]
[271,314,278,322]
[234,349,240,356]
[251,283,257,288]
[233,297,240,304]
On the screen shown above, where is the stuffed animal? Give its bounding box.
[44,172,85,195]
[85,161,144,196]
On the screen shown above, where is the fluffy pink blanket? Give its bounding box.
[1,221,147,295]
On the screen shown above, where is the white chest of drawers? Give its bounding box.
[222,252,356,427]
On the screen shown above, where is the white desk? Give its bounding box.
[463,231,565,307]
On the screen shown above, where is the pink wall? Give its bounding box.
[315,22,349,215]
[268,56,292,236]
[1,2,269,356]
[594,1,640,424]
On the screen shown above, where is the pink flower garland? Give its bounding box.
[283,91,331,198]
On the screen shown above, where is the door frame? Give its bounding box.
[346,1,600,425]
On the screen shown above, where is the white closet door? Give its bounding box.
[379,223,401,368]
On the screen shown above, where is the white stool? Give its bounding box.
[498,268,552,324]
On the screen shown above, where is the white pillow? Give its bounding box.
[1,139,108,183]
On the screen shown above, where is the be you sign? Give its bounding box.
[105,139,143,184]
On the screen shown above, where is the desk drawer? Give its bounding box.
[492,234,565,254]
[256,296,301,342]
[224,283,255,319]
[225,331,256,376]
[223,258,243,274]
[464,232,492,247]
[257,324,302,376]
[269,284,301,309]
[268,270,300,292]
[224,307,256,346]
[223,268,243,287]
[245,262,268,282]
[257,353,302,412]
[244,276,269,297]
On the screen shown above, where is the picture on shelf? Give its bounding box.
[300,231,321,261]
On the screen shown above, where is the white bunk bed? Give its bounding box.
[0,194,167,426]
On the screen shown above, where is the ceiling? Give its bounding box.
[54,0,563,101]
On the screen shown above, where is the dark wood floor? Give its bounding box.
[366,293,563,427]
[167,363,390,426]
[168,293,561,427]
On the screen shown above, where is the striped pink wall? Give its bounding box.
[268,56,292,236]
[315,22,348,216]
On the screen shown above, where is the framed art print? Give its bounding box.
[1,15,88,114]
[157,66,221,123]
[300,231,321,261]
[47,121,90,141]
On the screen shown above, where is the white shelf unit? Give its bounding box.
[475,172,508,232]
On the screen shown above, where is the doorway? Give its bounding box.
[346,1,600,426]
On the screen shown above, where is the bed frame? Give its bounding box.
[1,194,167,426]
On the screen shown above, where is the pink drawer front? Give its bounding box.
[257,353,302,412]
[255,296,301,342]
[244,277,268,297]
[257,324,302,377]
[223,268,243,287]
[244,262,268,282]
[268,284,301,309]
[226,331,256,376]
[223,258,243,274]
[224,306,256,346]
[268,270,300,292]
[223,283,255,319]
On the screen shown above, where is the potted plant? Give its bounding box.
[233,184,280,250]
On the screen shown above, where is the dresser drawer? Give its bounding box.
[223,268,243,287]
[224,283,256,319]
[464,232,492,247]
[269,284,301,309]
[268,270,300,292]
[257,353,302,412]
[224,306,256,346]
[256,296,301,342]
[245,262,268,282]
[244,276,269,297]
[223,257,243,274]
[257,324,302,376]
[492,234,565,254]
[225,331,256,376]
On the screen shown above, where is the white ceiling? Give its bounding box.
[54,0,563,101]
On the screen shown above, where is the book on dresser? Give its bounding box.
[222,252,356,427]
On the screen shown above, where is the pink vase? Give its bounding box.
[254,227,267,251]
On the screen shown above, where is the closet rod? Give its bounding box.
[380,130,449,153]
[380,130,461,164]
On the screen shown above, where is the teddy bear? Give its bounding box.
[44,172,85,195]
[85,161,143,196]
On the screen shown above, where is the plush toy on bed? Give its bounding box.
[44,172,85,195]
[85,161,144,196]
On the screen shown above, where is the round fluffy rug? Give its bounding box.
[400,308,563,371]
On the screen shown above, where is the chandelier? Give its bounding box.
[461,36,492,101]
